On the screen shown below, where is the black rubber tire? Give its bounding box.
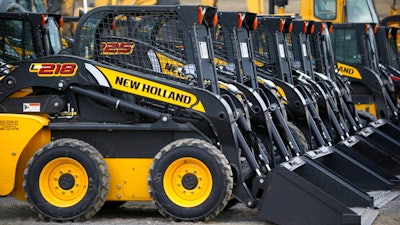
[23,138,109,222]
[148,138,233,222]
[286,121,309,152]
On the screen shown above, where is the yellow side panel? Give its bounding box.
[105,158,153,201]
[354,103,378,118]
[12,129,51,201]
[0,114,49,196]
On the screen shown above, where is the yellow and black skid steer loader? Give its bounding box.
[331,22,399,124]
[309,21,364,132]
[374,26,400,104]
[0,11,64,67]
[1,5,394,225]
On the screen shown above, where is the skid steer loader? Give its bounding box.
[331,23,399,123]
[374,26,400,103]
[0,11,64,67]
[308,21,364,132]
[2,5,267,223]
[289,19,354,144]
[212,12,399,206]
[0,4,392,225]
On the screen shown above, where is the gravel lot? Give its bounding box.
[1,193,400,225]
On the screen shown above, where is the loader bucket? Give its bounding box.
[366,119,400,147]
[306,146,399,189]
[356,128,400,164]
[258,158,379,225]
[336,135,400,177]
[305,146,400,208]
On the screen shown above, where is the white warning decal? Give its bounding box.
[23,103,41,112]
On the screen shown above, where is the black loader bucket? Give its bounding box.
[365,119,400,150]
[336,135,400,179]
[305,145,399,208]
[258,157,379,225]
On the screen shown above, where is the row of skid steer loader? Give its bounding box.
[225,8,397,209]
[278,18,400,170]
[0,4,400,225]
[74,5,400,224]
[209,12,400,224]
[307,21,400,176]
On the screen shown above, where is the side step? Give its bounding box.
[258,157,376,225]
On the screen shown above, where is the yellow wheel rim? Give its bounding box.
[39,157,88,208]
[163,157,213,208]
